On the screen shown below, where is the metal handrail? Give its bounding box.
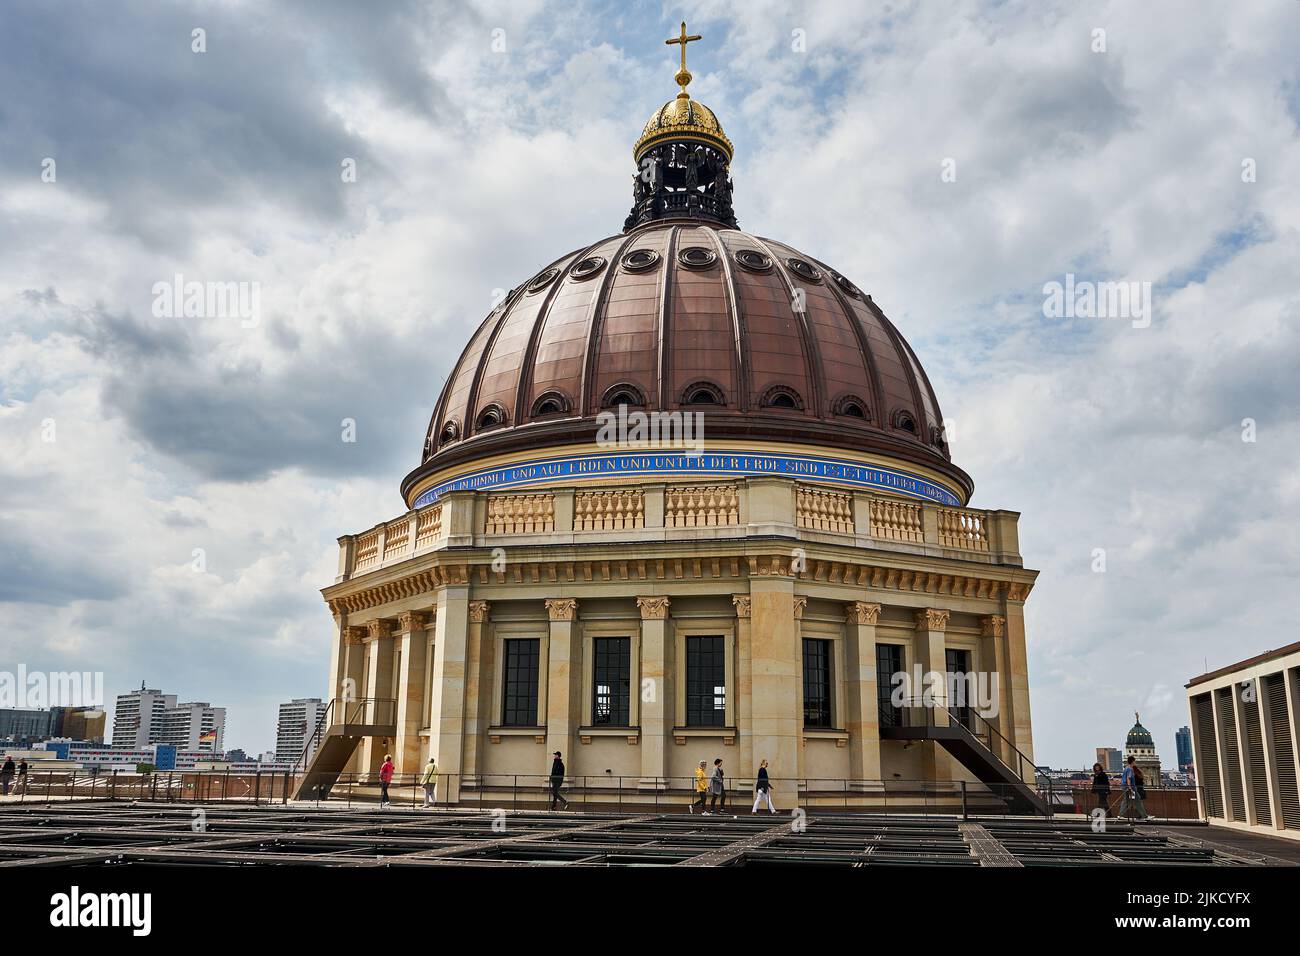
[886,696,1039,784]
[296,697,398,770]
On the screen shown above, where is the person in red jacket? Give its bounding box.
[379,755,395,807]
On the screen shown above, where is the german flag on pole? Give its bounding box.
[198,729,218,744]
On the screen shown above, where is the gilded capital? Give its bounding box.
[845,602,882,625]
[981,614,1006,638]
[913,608,949,632]
[545,598,578,621]
[637,596,671,620]
[397,611,427,633]
[731,595,751,619]
[468,600,491,623]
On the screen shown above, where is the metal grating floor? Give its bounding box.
[0,803,1285,867]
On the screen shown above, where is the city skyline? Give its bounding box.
[3,2,1299,763]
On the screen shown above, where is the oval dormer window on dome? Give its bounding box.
[439,420,461,446]
[476,403,508,431]
[681,381,725,406]
[891,409,918,435]
[601,383,647,409]
[832,395,869,420]
[760,385,803,410]
[531,391,570,417]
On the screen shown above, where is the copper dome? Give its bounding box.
[401,218,972,506]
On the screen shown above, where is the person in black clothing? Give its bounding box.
[549,751,569,810]
[0,756,13,796]
[1090,762,1110,813]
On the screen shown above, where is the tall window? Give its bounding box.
[502,639,540,726]
[803,638,833,727]
[592,637,631,726]
[945,648,974,730]
[876,643,904,728]
[686,636,726,727]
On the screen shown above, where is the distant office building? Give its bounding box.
[276,698,324,764]
[259,750,277,764]
[53,707,107,743]
[1187,642,1300,839]
[1123,713,1162,785]
[1175,725,1193,771]
[111,686,177,748]
[0,708,55,743]
[225,748,249,762]
[1096,747,1122,773]
[156,702,226,752]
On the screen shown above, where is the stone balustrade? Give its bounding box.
[335,479,1022,582]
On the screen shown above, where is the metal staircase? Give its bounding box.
[880,698,1050,816]
[292,697,397,801]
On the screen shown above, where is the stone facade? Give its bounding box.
[321,463,1037,808]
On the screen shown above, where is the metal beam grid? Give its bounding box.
[0,803,1281,868]
[977,819,1228,866]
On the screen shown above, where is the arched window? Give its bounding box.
[760,385,803,410]
[892,409,918,435]
[833,395,869,419]
[531,391,570,417]
[601,383,646,409]
[438,420,461,446]
[476,404,507,431]
[681,381,725,406]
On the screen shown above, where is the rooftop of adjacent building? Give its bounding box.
[1185,638,1300,687]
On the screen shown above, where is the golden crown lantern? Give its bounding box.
[632,22,734,163]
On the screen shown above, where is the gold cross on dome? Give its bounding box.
[666,21,702,96]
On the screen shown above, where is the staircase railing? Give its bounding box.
[885,696,1040,786]
[296,697,398,770]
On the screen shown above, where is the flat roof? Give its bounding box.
[1186,638,1300,689]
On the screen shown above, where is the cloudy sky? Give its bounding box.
[2,0,1297,765]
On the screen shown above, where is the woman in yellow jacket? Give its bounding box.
[690,760,709,813]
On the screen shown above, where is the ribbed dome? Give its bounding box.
[402,218,971,507]
[1126,716,1154,747]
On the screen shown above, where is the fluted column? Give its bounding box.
[844,602,883,782]
[394,610,430,774]
[749,574,800,808]
[913,608,950,781]
[637,596,671,787]
[338,625,367,775]
[361,619,395,774]
[544,598,580,772]
[733,595,753,780]
[1003,597,1035,779]
[429,585,470,803]
[980,614,1012,766]
[461,600,491,784]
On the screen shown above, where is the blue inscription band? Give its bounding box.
[412,449,962,509]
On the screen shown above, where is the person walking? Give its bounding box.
[1090,762,1110,814]
[420,755,438,808]
[751,759,776,814]
[549,751,569,811]
[1117,756,1149,821]
[690,760,709,813]
[0,756,13,796]
[15,758,28,796]
[708,758,726,813]
[378,754,395,807]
